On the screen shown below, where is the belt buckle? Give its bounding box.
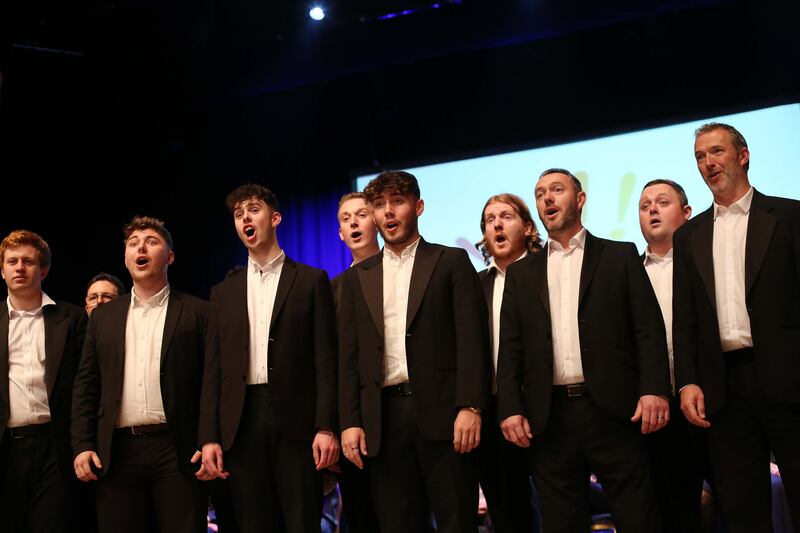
[566,384,582,398]
[129,426,144,436]
[10,428,23,440]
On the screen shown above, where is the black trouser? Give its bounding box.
[706,348,800,533]
[337,450,380,533]
[95,427,206,533]
[0,424,75,533]
[369,390,478,533]
[527,388,662,533]
[645,395,708,533]
[226,384,322,533]
[478,395,539,533]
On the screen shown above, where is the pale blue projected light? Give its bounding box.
[356,103,800,270]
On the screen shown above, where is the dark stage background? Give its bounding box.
[1,0,798,305]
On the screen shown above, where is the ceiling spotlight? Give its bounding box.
[309,6,325,21]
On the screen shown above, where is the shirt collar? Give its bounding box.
[6,292,55,317]
[131,284,170,308]
[383,237,421,262]
[714,187,754,219]
[547,227,586,255]
[249,250,285,276]
[643,247,674,266]
[488,251,528,275]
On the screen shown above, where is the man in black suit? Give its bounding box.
[0,230,89,533]
[497,168,671,532]
[199,183,339,533]
[674,122,800,532]
[72,216,211,533]
[475,193,541,533]
[331,191,381,533]
[84,272,125,316]
[339,170,490,533]
[332,192,381,302]
[638,179,706,532]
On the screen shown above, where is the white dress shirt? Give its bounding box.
[117,285,170,427]
[246,251,285,385]
[644,248,675,392]
[547,228,586,385]
[712,187,754,352]
[489,252,527,394]
[382,238,420,387]
[6,293,55,427]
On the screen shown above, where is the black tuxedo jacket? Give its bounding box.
[331,271,344,311]
[496,232,670,433]
[1,300,86,476]
[199,256,338,449]
[673,190,800,413]
[338,239,490,456]
[478,267,499,342]
[72,290,210,477]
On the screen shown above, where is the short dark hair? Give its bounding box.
[695,122,750,171]
[0,230,51,269]
[476,193,542,264]
[123,216,173,250]
[363,171,421,203]
[642,179,689,207]
[226,183,280,212]
[538,168,583,192]
[86,272,126,295]
[338,192,368,209]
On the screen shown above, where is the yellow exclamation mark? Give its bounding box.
[609,172,636,240]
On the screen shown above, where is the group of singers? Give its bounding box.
[0,121,798,533]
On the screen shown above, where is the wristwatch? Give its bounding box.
[464,406,482,415]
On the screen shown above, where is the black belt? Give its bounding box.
[382,382,413,397]
[7,422,51,439]
[725,347,754,364]
[115,423,169,436]
[553,383,588,398]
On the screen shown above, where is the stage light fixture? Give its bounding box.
[309,6,325,21]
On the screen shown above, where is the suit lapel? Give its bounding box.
[160,291,183,369]
[406,240,442,331]
[691,208,717,313]
[229,269,249,348]
[745,191,776,296]
[114,294,132,375]
[358,254,384,338]
[43,304,69,397]
[534,247,551,320]
[481,269,496,338]
[270,257,298,330]
[578,233,602,308]
[0,305,9,421]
